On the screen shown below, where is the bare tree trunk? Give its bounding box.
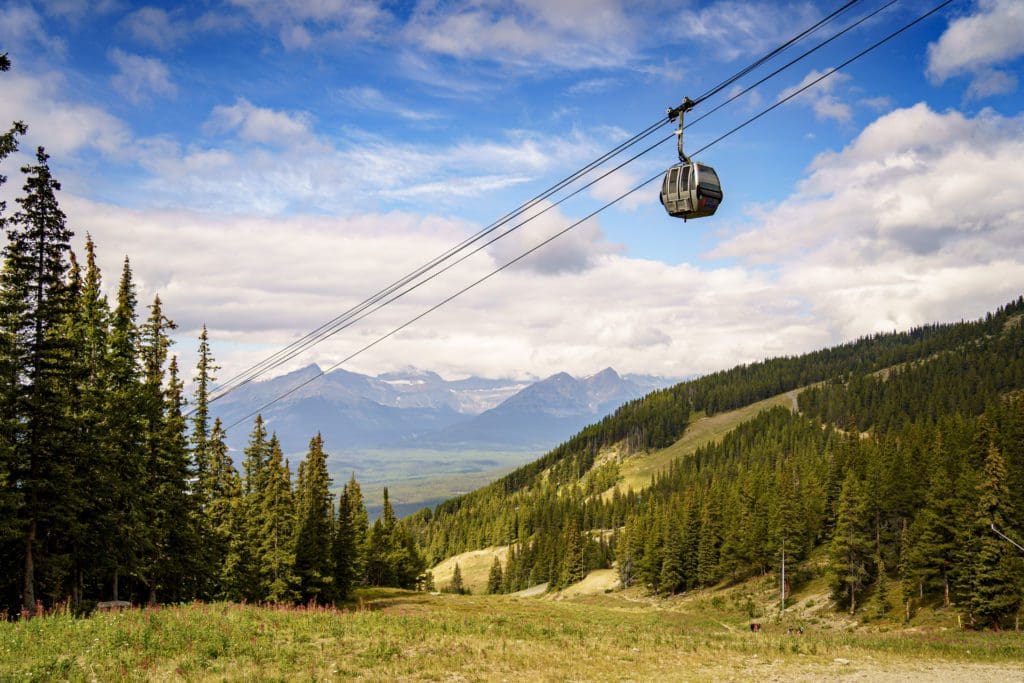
[113,568,119,602]
[22,518,36,612]
[71,566,82,607]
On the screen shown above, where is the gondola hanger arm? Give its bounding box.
[667,97,696,164]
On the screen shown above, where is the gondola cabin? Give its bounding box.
[660,162,723,220]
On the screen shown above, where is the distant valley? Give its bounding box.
[210,365,679,513]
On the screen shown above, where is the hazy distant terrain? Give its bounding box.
[210,365,678,510]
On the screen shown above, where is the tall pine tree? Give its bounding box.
[294,433,334,603]
[333,473,368,599]
[0,148,75,610]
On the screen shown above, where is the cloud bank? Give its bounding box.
[46,104,1023,387]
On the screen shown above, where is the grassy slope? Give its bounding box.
[431,546,508,594]
[612,389,800,496]
[4,587,1022,681]
[428,390,804,591]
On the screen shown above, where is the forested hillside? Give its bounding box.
[409,298,1024,628]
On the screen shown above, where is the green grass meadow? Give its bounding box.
[4,587,1023,681]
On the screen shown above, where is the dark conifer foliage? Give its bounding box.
[333,473,368,600]
[0,148,76,610]
[365,488,425,589]
[294,433,334,603]
[0,143,392,613]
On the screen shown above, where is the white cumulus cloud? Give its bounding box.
[927,0,1024,98]
[712,103,1024,337]
[109,49,177,104]
[205,98,315,146]
[779,69,852,123]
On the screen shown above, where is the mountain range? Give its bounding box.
[210,365,677,454]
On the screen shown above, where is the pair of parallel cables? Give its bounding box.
[207,0,953,431]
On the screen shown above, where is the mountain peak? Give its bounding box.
[587,367,620,381]
[290,363,322,379]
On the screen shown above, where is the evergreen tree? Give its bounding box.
[191,325,218,500]
[695,498,720,587]
[659,509,684,594]
[365,488,425,589]
[293,433,334,603]
[0,148,76,610]
[487,556,503,594]
[333,473,368,599]
[0,90,27,605]
[143,351,199,602]
[256,437,298,602]
[65,236,110,603]
[210,419,252,601]
[103,256,147,601]
[615,525,636,589]
[904,433,958,607]
[968,440,1022,628]
[366,488,398,586]
[447,562,465,594]
[557,518,585,590]
[830,470,873,614]
[243,415,271,496]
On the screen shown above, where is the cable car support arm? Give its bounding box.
[667,96,696,164]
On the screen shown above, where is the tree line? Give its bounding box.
[0,77,424,614]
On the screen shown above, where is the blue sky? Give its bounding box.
[1,0,1022,385]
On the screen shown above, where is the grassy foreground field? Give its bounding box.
[4,587,1022,681]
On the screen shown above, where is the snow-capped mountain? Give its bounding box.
[210,365,675,454]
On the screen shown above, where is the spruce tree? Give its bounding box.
[243,415,271,496]
[0,148,76,610]
[695,499,720,587]
[333,473,368,598]
[56,235,111,606]
[143,352,200,602]
[0,88,27,605]
[138,297,177,598]
[830,470,873,614]
[447,562,465,594]
[293,433,334,603]
[102,256,147,601]
[366,488,398,586]
[256,436,298,603]
[191,325,218,500]
[659,509,684,594]
[558,518,585,590]
[968,441,1022,628]
[364,487,424,589]
[210,420,252,601]
[487,555,504,594]
[904,434,958,607]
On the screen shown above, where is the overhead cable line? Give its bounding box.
[207,0,890,405]
[224,0,951,431]
[205,117,669,399]
[202,1,870,410]
[687,0,901,130]
[691,0,861,105]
